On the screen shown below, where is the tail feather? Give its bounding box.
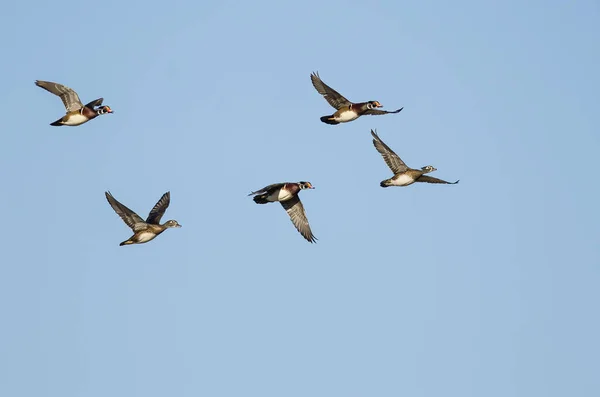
[320,115,339,125]
[120,240,134,246]
[50,118,63,126]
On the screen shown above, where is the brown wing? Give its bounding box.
[310,72,352,110]
[363,107,404,116]
[280,196,317,243]
[105,191,146,231]
[35,80,83,112]
[371,129,408,174]
[146,191,171,224]
[416,176,459,184]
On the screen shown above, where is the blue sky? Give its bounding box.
[0,1,599,396]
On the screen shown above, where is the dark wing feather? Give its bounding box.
[281,196,317,243]
[105,191,146,231]
[85,98,104,108]
[416,176,459,184]
[371,129,408,174]
[248,183,285,196]
[310,72,352,110]
[35,80,83,112]
[146,191,171,224]
[363,107,404,115]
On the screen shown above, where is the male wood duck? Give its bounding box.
[310,71,403,125]
[248,181,317,243]
[35,80,113,126]
[371,129,459,187]
[105,191,181,246]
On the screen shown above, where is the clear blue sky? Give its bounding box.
[0,1,598,396]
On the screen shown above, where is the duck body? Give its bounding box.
[320,102,376,125]
[253,183,302,204]
[50,103,110,126]
[119,224,169,246]
[382,172,421,187]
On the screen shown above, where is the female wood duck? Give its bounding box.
[371,129,459,187]
[248,181,317,243]
[35,80,113,126]
[105,191,181,246]
[310,72,403,125]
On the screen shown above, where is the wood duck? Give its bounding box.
[105,191,181,246]
[35,80,113,126]
[371,129,459,187]
[310,72,403,125]
[248,181,317,243]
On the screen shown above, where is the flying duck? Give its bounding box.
[310,71,403,125]
[105,191,181,246]
[371,129,459,187]
[35,80,113,126]
[248,181,317,243]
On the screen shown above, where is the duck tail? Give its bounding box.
[320,115,339,125]
[119,240,134,246]
[50,118,63,126]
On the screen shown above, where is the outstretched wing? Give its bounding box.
[310,72,352,110]
[248,183,285,196]
[416,176,459,185]
[281,196,317,243]
[371,129,408,174]
[146,192,171,224]
[105,191,146,231]
[363,107,404,116]
[35,80,83,112]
